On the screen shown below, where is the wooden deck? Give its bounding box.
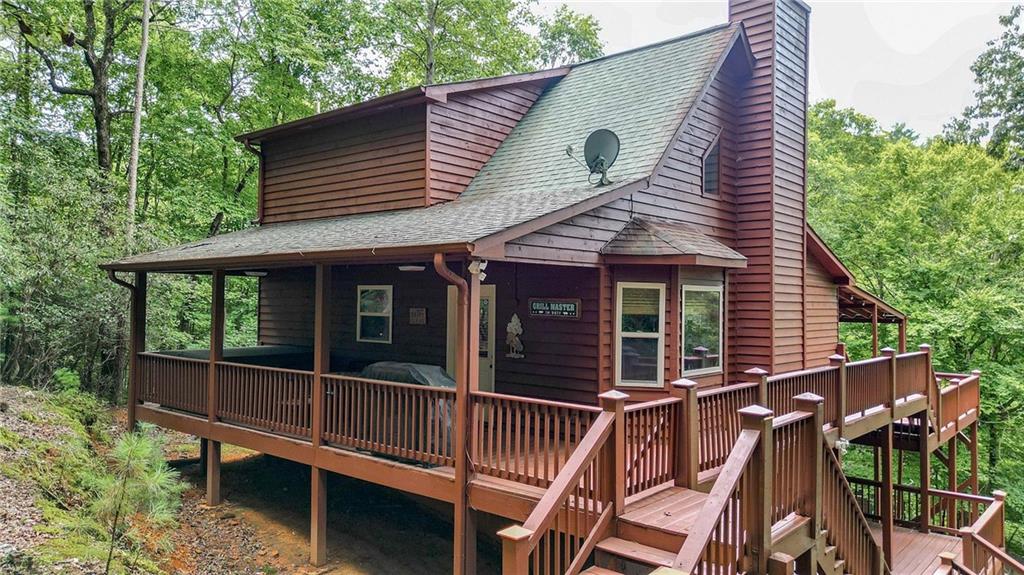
[870,524,961,575]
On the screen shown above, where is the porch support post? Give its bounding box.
[898,320,907,354]
[310,467,327,565]
[947,426,958,521]
[919,409,931,533]
[128,272,147,430]
[463,260,483,574]
[871,303,879,356]
[206,269,225,506]
[310,263,331,565]
[880,423,894,568]
[434,253,473,575]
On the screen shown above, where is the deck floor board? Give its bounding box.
[869,524,961,575]
[619,486,708,534]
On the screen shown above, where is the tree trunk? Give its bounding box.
[424,0,436,84]
[127,0,152,242]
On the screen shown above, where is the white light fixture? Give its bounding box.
[398,264,426,272]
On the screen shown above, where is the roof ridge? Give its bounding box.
[570,22,736,70]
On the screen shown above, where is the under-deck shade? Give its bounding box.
[600,218,747,268]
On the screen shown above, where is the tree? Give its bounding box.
[538,5,602,68]
[126,0,150,241]
[945,5,1024,169]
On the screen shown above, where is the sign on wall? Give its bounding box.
[409,307,427,325]
[528,298,581,319]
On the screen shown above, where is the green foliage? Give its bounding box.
[808,99,1024,551]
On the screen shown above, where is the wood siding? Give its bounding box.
[260,107,427,223]
[728,0,811,377]
[805,254,839,367]
[259,268,315,347]
[426,84,546,203]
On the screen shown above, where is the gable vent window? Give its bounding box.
[703,138,720,196]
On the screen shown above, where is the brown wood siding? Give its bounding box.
[427,84,546,203]
[489,262,600,405]
[258,268,315,347]
[771,0,809,373]
[259,107,427,223]
[805,254,838,367]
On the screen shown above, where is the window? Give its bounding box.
[357,285,392,343]
[616,282,665,387]
[702,138,720,196]
[681,284,723,376]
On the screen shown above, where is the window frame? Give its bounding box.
[615,281,666,388]
[356,285,393,344]
[701,130,722,197]
[680,283,724,377]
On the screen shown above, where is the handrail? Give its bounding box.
[697,380,759,399]
[969,534,1024,574]
[499,409,617,575]
[218,359,313,376]
[138,351,210,364]
[471,389,603,413]
[674,427,761,573]
[322,371,456,394]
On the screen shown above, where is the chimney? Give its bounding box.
[727,0,812,375]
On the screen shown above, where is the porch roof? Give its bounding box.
[105,23,750,272]
[600,218,747,268]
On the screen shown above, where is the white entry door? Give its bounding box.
[446,285,496,391]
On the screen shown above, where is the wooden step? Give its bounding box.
[595,537,676,568]
[581,567,624,575]
[616,486,706,551]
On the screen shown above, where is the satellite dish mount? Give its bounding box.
[566,129,620,186]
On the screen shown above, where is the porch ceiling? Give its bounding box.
[838,284,905,323]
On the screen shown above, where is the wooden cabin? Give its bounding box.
[103,1,1004,573]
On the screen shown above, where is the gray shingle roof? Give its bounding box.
[602,218,746,266]
[106,23,740,271]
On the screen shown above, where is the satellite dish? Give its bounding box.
[583,129,619,186]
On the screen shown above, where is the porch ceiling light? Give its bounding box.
[398,264,426,272]
[243,270,268,277]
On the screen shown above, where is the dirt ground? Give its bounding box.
[154,428,503,575]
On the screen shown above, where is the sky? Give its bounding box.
[537,1,1013,138]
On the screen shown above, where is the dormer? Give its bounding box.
[238,69,568,224]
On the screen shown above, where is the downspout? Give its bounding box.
[107,269,135,292]
[242,138,264,224]
[433,252,472,575]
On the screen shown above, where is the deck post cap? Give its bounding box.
[919,343,932,350]
[497,525,534,541]
[939,551,956,564]
[738,404,773,418]
[793,392,824,404]
[994,490,1006,501]
[972,369,982,376]
[598,390,629,401]
[671,378,699,390]
[744,367,769,376]
[880,346,896,355]
[828,353,845,364]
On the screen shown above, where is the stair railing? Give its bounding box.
[821,439,888,574]
[498,391,626,575]
[961,491,1019,575]
[674,405,772,575]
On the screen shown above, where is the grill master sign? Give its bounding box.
[528,298,581,319]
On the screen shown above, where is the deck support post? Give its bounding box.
[918,409,931,533]
[672,379,699,488]
[882,347,896,417]
[745,367,769,407]
[600,390,628,514]
[498,525,531,575]
[829,354,847,440]
[740,405,773,575]
[434,253,474,575]
[205,269,225,507]
[871,303,879,356]
[947,425,958,522]
[309,263,331,566]
[793,394,824,537]
[769,552,795,575]
[898,321,907,354]
[310,466,327,566]
[205,438,221,506]
[127,272,146,430]
[880,423,894,569]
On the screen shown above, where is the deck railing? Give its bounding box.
[848,477,994,536]
[766,365,841,429]
[696,381,759,473]
[961,492,1019,575]
[217,362,314,438]
[895,351,929,401]
[624,397,680,497]
[937,372,981,442]
[470,391,601,487]
[822,446,886,575]
[498,392,621,575]
[771,410,817,524]
[321,374,455,466]
[137,352,208,415]
[845,356,892,418]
